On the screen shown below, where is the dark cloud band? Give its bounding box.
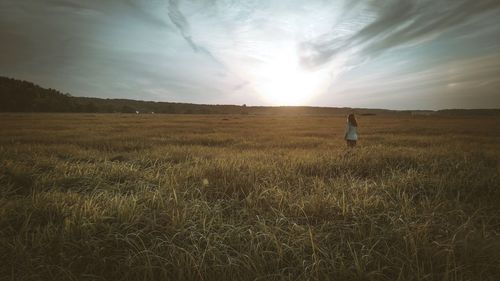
[299,0,500,69]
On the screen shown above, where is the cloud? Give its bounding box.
[299,0,500,69]
[166,0,193,45]
[329,53,500,109]
[155,0,500,83]
[165,0,215,55]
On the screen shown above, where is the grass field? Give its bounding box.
[0,113,499,281]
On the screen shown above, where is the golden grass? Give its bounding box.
[0,113,499,281]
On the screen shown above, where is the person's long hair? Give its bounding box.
[348,113,358,127]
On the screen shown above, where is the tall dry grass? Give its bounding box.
[0,113,499,281]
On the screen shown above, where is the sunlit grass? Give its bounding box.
[0,113,499,280]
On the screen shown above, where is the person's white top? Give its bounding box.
[345,123,358,140]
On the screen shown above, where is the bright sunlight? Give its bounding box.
[253,49,328,106]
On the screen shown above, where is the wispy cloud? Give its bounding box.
[299,0,500,69]
[154,0,500,84]
[329,53,500,109]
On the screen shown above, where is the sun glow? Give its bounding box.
[253,50,327,106]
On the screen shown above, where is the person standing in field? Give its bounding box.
[344,113,358,148]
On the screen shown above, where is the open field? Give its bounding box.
[0,113,499,281]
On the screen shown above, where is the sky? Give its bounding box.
[1,0,500,110]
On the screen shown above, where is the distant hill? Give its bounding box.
[1,76,499,115]
[0,77,247,114]
[1,77,75,112]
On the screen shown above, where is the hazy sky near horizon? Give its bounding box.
[1,0,500,109]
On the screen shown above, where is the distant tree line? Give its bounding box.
[1,76,499,116]
[0,77,248,114]
[0,77,75,112]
